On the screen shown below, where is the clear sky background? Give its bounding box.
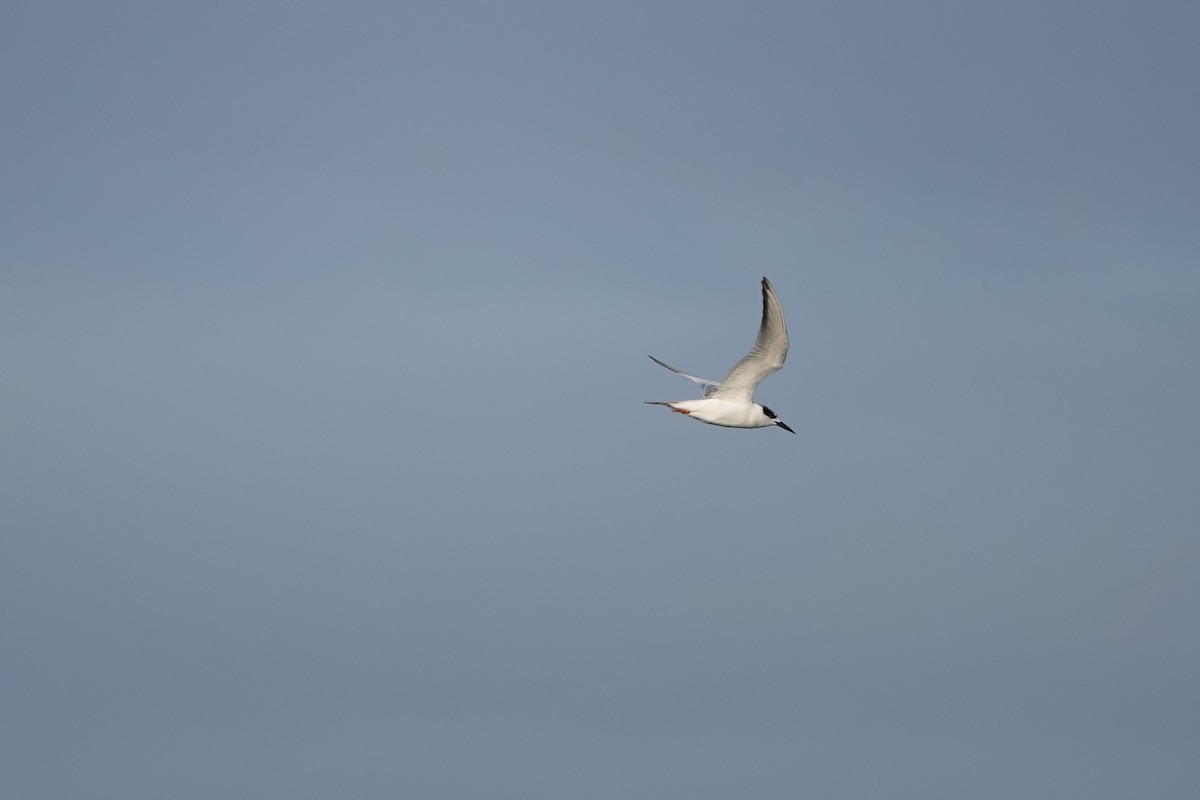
[3,2,1198,798]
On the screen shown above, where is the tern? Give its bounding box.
[646,276,795,434]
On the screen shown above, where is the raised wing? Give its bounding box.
[711,277,789,403]
[647,355,721,398]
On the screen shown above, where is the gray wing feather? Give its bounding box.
[647,355,721,398]
[711,277,789,402]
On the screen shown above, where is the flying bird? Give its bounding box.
[646,276,794,434]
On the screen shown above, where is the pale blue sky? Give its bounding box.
[2,2,1198,798]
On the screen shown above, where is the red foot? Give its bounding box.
[671,408,691,415]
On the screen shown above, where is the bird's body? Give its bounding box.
[646,277,795,434]
[645,397,781,429]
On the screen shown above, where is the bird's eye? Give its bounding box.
[761,405,777,419]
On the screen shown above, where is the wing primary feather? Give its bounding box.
[709,277,789,403]
[647,354,721,398]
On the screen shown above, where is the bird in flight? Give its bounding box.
[646,277,794,434]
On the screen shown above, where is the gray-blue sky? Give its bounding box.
[2,2,1198,798]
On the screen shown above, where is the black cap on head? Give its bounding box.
[761,405,795,433]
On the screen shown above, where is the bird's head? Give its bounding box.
[759,404,795,434]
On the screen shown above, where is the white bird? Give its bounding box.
[646,276,795,434]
